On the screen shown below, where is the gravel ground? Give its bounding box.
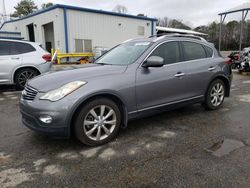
[0,71,250,188]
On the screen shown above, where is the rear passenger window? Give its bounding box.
[0,41,11,55]
[182,42,206,61]
[204,45,213,58]
[0,41,36,55]
[10,42,36,55]
[150,42,180,65]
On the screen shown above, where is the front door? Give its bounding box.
[136,41,187,110]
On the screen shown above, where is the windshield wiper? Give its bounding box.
[94,62,112,65]
[95,63,107,65]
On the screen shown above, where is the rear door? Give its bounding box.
[0,41,22,84]
[12,41,37,65]
[180,41,216,97]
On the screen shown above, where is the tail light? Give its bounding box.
[234,54,240,60]
[225,58,231,65]
[42,54,51,62]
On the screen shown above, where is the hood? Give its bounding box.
[28,64,127,92]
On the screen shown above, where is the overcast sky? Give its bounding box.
[3,0,250,27]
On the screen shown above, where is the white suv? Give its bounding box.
[0,39,52,89]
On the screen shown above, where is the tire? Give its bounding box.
[74,98,121,146]
[203,79,226,110]
[231,63,236,69]
[14,68,38,90]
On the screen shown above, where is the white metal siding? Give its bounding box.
[1,7,156,53]
[1,8,66,52]
[66,9,153,52]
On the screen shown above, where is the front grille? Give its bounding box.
[22,85,38,101]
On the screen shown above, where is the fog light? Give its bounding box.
[39,115,53,124]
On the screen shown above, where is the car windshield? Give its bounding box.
[95,41,152,65]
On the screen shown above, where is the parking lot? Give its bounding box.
[0,71,250,188]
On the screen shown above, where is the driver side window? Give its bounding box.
[150,41,180,65]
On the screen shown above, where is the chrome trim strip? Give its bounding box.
[128,95,204,114]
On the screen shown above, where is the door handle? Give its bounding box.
[11,57,20,60]
[208,66,216,71]
[175,72,185,77]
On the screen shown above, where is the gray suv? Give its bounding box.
[20,34,232,146]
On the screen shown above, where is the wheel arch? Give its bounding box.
[68,92,128,137]
[207,75,231,97]
[12,66,41,83]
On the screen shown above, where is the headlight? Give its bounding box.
[40,81,87,102]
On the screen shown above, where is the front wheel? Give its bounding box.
[74,98,121,146]
[203,79,226,110]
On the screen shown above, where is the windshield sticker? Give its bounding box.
[134,42,150,46]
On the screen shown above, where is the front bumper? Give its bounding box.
[20,96,73,138]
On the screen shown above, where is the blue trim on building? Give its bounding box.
[0,36,24,40]
[57,4,157,21]
[151,21,154,36]
[63,8,69,53]
[0,31,21,35]
[0,5,59,30]
[0,4,157,30]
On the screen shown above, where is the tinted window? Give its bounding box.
[182,42,206,61]
[0,41,36,55]
[0,41,11,55]
[204,45,213,57]
[11,42,36,55]
[150,42,180,65]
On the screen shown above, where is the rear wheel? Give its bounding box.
[74,98,121,146]
[14,68,38,90]
[203,79,225,110]
[231,63,236,69]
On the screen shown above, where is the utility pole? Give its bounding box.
[0,0,6,26]
[2,0,6,21]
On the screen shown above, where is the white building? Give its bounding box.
[0,4,157,53]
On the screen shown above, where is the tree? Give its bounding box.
[112,5,128,14]
[169,19,191,30]
[41,2,53,9]
[194,25,209,34]
[11,0,38,17]
[157,17,191,30]
[194,20,250,51]
[157,17,170,27]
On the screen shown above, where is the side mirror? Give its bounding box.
[142,56,164,68]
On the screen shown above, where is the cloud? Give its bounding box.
[4,0,250,27]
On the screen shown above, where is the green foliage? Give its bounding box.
[11,0,38,18]
[157,17,191,30]
[194,20,250,51]
[41,2,53,9]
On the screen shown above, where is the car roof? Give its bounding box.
[125,34,213,47]
[0,39,40,45]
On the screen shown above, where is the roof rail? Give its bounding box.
[149,33,207,42]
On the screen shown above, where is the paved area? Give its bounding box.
[0,71,250,187]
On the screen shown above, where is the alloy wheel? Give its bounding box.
[210,83,225,107]
[18,71,35,87]
[83,105,117,141]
